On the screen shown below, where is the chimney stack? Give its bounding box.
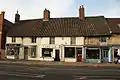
[43,8,50,21]
[15,10,20,23]
[79,5,85,20]
[0,11,5,29]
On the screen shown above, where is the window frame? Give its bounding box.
[50,37,55,44]
[42,48,53,57]
[71,37,76,45]
[64,47,75,58]
[31,37,36,43]
[29,46,36,58]
[12,37,16,42]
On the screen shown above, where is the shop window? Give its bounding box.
[42,48,53,57]
[31,37,36,43]
[12,37,16,42]
[50,37,55,44]
[6,47,15,56]
[71,37,76,45]
[86,48,99,59]
[65,47,75,58]
[30,46,36,58]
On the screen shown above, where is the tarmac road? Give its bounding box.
[0,64,120,80]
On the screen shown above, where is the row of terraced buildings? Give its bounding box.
[0,5,120,63]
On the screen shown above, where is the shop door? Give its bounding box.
[102,49,109,62]
[76,48,82,62]
[24,47,28,60]
[14,47,19,59]
[54,50,60,61]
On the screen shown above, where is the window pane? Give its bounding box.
[65,47,75,58]
[12,37,16,42]
[32,37,36,43]
[86,48,99,59]
[42,48,53,57]
[30,46,36,58]
[71,37,76,45]
[6,47,15,56]
[50,37,55,44]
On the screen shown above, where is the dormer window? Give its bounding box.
[32,37,36,43]
[12,37,16,42]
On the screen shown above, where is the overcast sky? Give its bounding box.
[0,0,120,22]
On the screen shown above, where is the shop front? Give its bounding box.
[85,46,112,63]
[6,44,22,59]
[40,45,61,61]
[64,46,82,62]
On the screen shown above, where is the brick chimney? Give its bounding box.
[79,5,85,20]
[43,8,50,21]
[15,10,20,23]
[0,11,5,59]
[0,11,5,48]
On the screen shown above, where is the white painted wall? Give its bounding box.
[16,37,22,43]
[55,37,70,45]
[6,37,12,44]
[41,37,49,44]
[36,37,41,45]
[6,36,84,62]
[76,37,84,45]
[23,37,31,45]
[7,37,84,45]
[64,58,76,62]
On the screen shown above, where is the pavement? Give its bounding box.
[0,59,120,68]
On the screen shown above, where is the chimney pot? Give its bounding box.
[15,10,20,23]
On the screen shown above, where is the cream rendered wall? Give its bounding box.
[16,37,22,44]
[55,37,84,45]
[6,37,12,43]
[41,37,49,44]
[23,37,31,45]
[36,37,41,45]
[76,37,84,45]
[55,37,70,45]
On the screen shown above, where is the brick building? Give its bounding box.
[0,11,13,59]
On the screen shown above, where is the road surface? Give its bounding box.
[0,64,120,80]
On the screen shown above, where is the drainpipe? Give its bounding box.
[99,48,102,63]
[84,47,86,63]
[108,47,112,62]
[112,47,114,63]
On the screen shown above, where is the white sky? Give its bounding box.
[0,0,120,22]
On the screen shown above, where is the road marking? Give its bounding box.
[35,74,46,78]
[73,76,87,80]
[0,70,46,78]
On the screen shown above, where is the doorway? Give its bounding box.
[14,47,19,59]
[76,48,82,62]
[101,49,109,62]
[54,50,60,61]
[24,47,28,60]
